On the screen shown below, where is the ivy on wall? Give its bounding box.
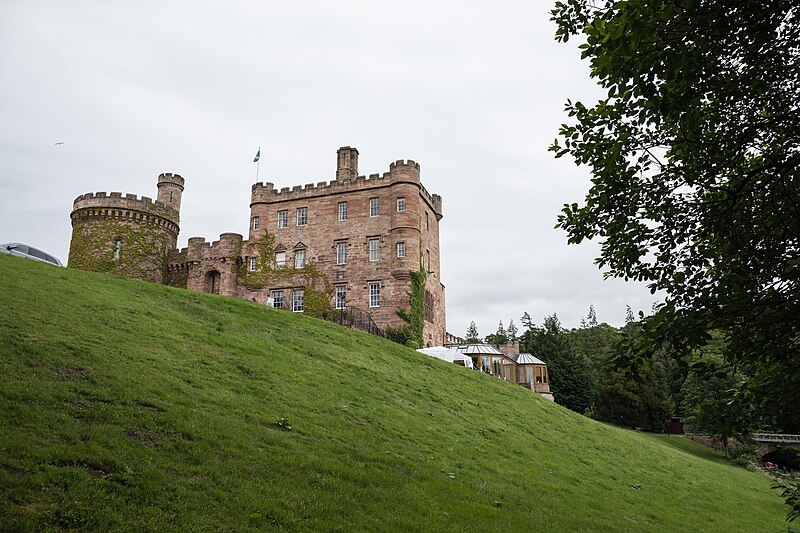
[387,265,426,349]
[237,232,333,318]
[68,216,175,283]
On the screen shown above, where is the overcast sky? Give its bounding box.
[0,1,660,336]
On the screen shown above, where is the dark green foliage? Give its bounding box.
[484,321,509,347]
[521,314,597,413]
[596,362,673,433]
[389,267,426,348]
[465,321,480,343]
[551,0,800,438]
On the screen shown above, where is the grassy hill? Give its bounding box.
[0,254,787,531]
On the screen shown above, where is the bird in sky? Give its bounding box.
[54,142,64,145]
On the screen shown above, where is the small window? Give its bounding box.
[335,286,346,309]
[425,249,430,271]
[396,241,405,258]
[396,197,405,212]
[277,210,288,229]
[252,216,260,231]
[293,289,304,312]
[336,241,347,265]
[296,207,308,227]
[249,257,257,272]
[275,251,286,269]
[369,282,380,308]
[294,249,306,269]
[272,290,284,309]
[113,239,122,259]
[425,212,429,230]
[369,238,379,262]
[338,202,348,221]
[369,197,380,217]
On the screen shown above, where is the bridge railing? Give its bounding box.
[751,433,800,444]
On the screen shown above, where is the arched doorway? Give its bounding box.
[205,271,221,294]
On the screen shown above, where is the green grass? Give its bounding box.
[0,254,787,531]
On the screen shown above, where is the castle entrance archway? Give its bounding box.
[205,271,221,294]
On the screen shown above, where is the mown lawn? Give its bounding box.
[0,254,787,531]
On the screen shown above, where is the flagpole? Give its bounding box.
[256,146,260,181]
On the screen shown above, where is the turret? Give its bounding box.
[157,173,185,213]
[388,160,421,184]
[336,146,359,181]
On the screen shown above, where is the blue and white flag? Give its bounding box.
[253,149,261,163]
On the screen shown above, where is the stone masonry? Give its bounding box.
[70,147,446,346]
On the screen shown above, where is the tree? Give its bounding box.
[484,321,509,347]
[521,314,597,413]
[507,319,519,342]
[465,321,480,343]
[551,2,800,432]
[596,361,673,433]
[521,312,533,331]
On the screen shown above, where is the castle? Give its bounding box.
[68,147,447,346]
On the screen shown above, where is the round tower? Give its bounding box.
[68,173,184,283]
[157,172,185,214]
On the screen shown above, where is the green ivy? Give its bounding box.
[68,216,174,283]
[237,232,333,318]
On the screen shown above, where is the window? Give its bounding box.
[369,238,379,261]
[396,197,405,212]
[396,241,405,258]
[335,286,346,309]
[369,197,380,217]
[369,282,380,308]
[272,290,284,309]
[275,251,286,269]
[424,290,434,323]
[277,210,288,229]
[425,250,431,271]
[249,257,257,272]
[336,241,347,265]
[296,207,308,226]
[252,216,260,231]
[293,289,304,312]
[113,239,122,259]
[425,212,429,230]
[294,248,306,269]
[338,202,348,221]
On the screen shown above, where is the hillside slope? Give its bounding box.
[0,254,786,531]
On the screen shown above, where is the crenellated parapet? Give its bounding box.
[72,191,180,226]
[184,233,244,263]
[250,157,441,212]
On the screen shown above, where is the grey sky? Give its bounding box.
[0,1,659,336]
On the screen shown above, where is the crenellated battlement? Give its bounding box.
[250,155,431,205]
[72,191,179,220]
[185,233,244,262]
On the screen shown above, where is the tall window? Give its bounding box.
[396,197,405,212]
[396,241,405,258]
[272,290,284,309]
[425,250,431,271]
[369,238,379,261]
[425,212,429,230]
[296,207,308,226]
[293,289,304,312]
[252,216,260,231]
[294,248,306,269]
[369,197,380,217]
[113,239,122,259]
[336,241,347,265]
[338,202,348,221]
[369,282,380,308]
[275,251,286,269]
[335,286,346,309]
[249,257,257,271]
[277,210,288,229]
